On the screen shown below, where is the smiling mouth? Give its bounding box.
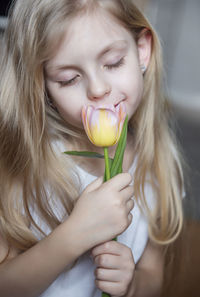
[114,102,120,108]
[94,100,125,111]
[114,99,125,108]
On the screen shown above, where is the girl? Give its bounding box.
[0,0,184,296]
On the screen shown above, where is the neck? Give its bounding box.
[68,131,135,177]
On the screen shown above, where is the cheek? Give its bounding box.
[132,77,144,108]
[118,69,144,103]
[119,72,144,119]
[47,86,83,127]
[56,101,83,127]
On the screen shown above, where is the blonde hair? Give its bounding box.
[0,0,184,260]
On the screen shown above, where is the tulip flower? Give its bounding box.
[65,102,128,297]
[81,102,126,147]
[82,102,126,180]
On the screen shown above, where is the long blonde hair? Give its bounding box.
[0,0,184,259]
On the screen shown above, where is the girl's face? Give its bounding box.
[45,10,151,129]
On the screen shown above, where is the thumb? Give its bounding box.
[83,176,104,193]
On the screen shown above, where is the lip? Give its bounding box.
[114,99,125,108]
[114,102,120,108]
[90,100,126,111]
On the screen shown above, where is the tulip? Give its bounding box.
[81,102,126,147]
[67,102,127,297]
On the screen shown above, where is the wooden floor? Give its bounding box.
[161,220,200,297]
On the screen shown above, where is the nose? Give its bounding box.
[87,73,111,101]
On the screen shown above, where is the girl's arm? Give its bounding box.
[91,239,163,297]
[0,173,134,297]
[0,218,85,297]
[126,240,164,297]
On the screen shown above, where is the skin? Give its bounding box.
[45,11,146,129]
[45,11,163,297]
[0,9,163,297]
[45,8,151,169]
[0,174,134,297]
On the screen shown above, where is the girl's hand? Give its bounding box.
[91,241,135,296]
[69,173,134,250]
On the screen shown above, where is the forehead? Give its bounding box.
[49,10,134,64]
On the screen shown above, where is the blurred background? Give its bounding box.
[134,0,200,219]
[0,0,200,296]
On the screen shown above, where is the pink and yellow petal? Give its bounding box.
[89,109,118,147]
[81,103,126,147]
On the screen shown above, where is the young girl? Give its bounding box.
[0,0,184,296]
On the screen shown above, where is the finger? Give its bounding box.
[95,268,121,282]
[83,176,103,193]
[94,254,121,269]
[104,173,132,191]
[128,213,133,225]
[95,280,124,296]
[120,186,134,201]
[126,199,134,213]
[92,241,126,258]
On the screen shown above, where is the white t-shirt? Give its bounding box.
[32,158,153,297]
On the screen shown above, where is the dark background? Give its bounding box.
[0,0,12,16]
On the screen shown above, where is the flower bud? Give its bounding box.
[82,102,126,147]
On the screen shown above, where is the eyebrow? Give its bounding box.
[46,40,128,74]
[97,40,128,59]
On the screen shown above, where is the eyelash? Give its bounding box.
[59,76,78,87]
[105,57,125,70]
[59,57,125,87]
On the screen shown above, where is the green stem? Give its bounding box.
[103,147,111,297]
[102,293,110,297]
[104,147,110,181]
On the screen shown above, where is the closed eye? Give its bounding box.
[105,57,125,70]
[59,75,79,87]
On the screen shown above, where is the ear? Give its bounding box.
[137,29,152,71]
